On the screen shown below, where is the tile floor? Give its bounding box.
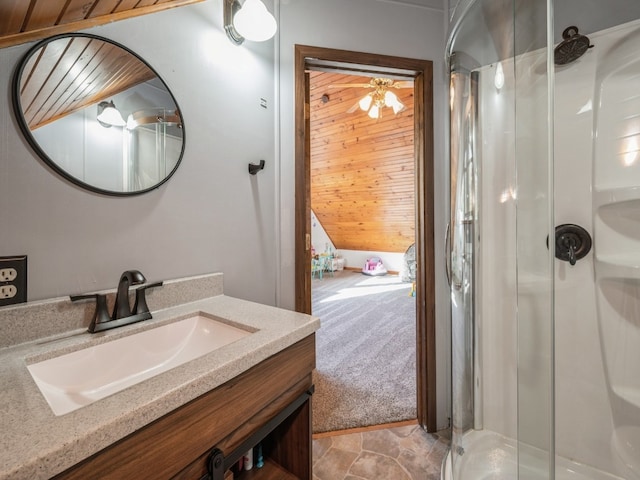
[312,423,450,480]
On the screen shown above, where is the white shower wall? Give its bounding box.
[476,62,517,441]
[476,20,640,476]
[553,23,619,475]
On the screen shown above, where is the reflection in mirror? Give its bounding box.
[13,34,185,196]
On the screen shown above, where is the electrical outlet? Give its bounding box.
[0,268,17,282]
[0,285,17,299]
[0,256,27,307]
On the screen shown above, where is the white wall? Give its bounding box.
[340,250,406,274]
[277,0,450,429]
[310,209,335,256]
[0,0,278,306]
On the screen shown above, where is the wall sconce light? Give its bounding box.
[97,101,126,128]
[224,0,277,45]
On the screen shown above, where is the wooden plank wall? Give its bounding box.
[309,71,415,254]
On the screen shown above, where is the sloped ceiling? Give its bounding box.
[0,0,203,48]
[309,71,416,254]
[3,0,202,128]
[19,35,156,129]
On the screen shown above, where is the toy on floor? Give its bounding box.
[362,257,387,276]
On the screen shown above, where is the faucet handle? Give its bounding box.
[70,293,111,332]
[133,281,163,315]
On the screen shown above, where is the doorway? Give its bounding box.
[294,45,437,431]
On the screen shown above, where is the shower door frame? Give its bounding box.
[448,55,481,475]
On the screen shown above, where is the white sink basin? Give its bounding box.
[27,314,252,416]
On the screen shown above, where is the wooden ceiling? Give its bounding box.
[3,0,202,129]
[0,0,203,49]
[309,71,416,254]
[19,35,156,129]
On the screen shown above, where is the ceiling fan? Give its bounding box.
[329,77,412,119]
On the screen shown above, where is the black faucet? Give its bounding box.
[113,270,146,320]
[71,270,162,333]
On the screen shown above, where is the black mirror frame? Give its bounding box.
[12,33,186,197]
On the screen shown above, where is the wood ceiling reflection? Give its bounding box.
[0,0,203,48]
[309,71,416,254]
[19,36,154,129]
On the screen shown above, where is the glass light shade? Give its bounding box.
[392,100,405,114]
[97,102,126,127]
[368,105,380,119]
[233,0,277,42]
[359,95,373,111]
[384,90,398,105]
[383,91,404,114]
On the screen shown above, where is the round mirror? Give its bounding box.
[12,34,185,196]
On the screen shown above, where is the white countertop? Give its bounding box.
[0,294,319,480]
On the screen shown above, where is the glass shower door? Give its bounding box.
[513,2,555,478]
[447,0,555,478]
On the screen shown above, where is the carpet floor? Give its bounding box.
[312,270,417,433]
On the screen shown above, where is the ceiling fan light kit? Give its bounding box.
[368,104,381,119]
[359,80,406,119]
[358,95,373,111]
[331,77,409,119]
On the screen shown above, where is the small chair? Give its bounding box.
[311,257,323,279]
[321,255,334,277]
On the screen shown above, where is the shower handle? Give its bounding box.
[560,234,577,265]
[550,224,592,265]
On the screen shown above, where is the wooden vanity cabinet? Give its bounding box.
[55,335,315,480]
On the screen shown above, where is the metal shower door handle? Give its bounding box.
[445,222,452,286]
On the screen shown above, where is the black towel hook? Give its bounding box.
[248,160,265,175]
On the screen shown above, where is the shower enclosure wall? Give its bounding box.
[445,1,640,478]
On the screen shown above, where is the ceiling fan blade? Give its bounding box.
[346,100,361,113]
[389,81,414,89]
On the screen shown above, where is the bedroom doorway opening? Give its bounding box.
[294,45,436,432]
[308,69,417,433]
